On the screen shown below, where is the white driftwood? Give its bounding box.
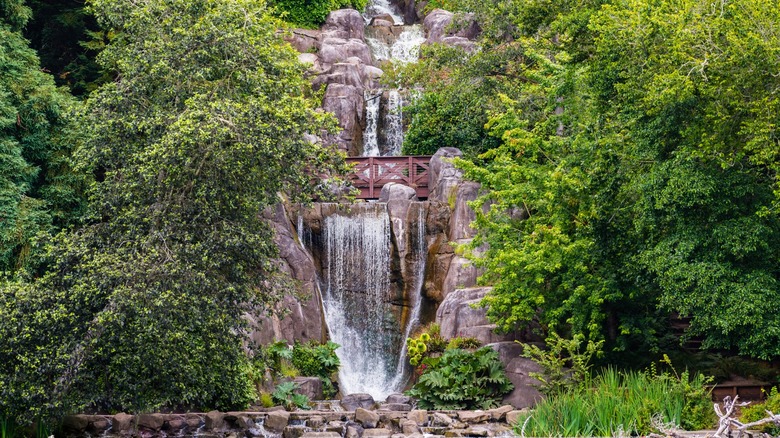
[712,395,780,438]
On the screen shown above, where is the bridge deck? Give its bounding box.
[346,156,431,200]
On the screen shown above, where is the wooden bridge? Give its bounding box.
[346,156,432,200]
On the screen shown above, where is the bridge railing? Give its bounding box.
[346,156,431,199]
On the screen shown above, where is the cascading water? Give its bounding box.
[313,203,427,400]
[361,0,425,157]
[384,90,404,156]
[363,0,405,24]
[362,90,381,156]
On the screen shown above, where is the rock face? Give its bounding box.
[423,9,480,50]
[249,203,325,345]
[436,287,520,345]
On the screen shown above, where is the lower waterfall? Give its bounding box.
[311,203,427,400]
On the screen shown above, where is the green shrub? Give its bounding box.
[406,347,514,410]
[521,332,603,397]
[259,392,275,408]
[515,365,715,437]
[291,341,340,399]
[406,323,447,366]
[739,386,780,435]
[272,382,311,411]
[446,336,482,350]
[270,0,369,28]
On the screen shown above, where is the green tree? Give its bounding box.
[0,0,346,422]
[0,0,85,275]
[457,0,780,360]
[269,0,369,28]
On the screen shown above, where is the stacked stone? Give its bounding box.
[60,393,530,437]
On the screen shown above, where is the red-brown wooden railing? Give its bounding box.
[346,156,432,199]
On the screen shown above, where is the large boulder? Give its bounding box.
[489,342,544,409]
[428,147,464,203]
[287,29,322,53]
[424,9,455,43]
[379,182,418,202]
[319,37,372,67]
[322,83,365,155]
[341,393,376,411]
[294,376,324,401]
[424,9,480,44]
[436,287,522,344]
[323,9,365,40]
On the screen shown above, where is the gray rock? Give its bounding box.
[428,147,464,203]
[379,182,418,202]
[266,411,291,433]
[505,410,528,425]
[341,393,376,411]
[488,405,514,421]
[205,411,226,431]
[323,9,365,40]
[299,53,319,66]
[320,38,372,67]
[385,394,413,404]
[407,410,428,425]
[424,9,455,43]
[363,428,393,438]
[440,256,479,300]
[346,425,361,438]
[284,425,310,438]
[356,408,380,428]
[138,413,166,431]
[457,411,489,424]
[321,83,365,155]
[489,342,544,409]
[401,419,420,434]
[437,287,520,345]
[62,415,90,433]
[235,415,255,430]
[432,412,454,427]
[307,415,326,429]
[378,403,412,411]
[294,376,323,401]
[287,29,321,53]
[112,413,135,433]
[87,417,111,433]
[441,36,477,53]
[186,413,203,429]
[301,433,341,438]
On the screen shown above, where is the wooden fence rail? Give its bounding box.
[346,156,431,199]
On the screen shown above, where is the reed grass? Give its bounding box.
[517,368,693,437]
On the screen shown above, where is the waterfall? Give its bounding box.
[321,205,397,399]
[362,90,381,156]
[315,203,427,400]
[391,25,425,64]
[385,90,404,156]
[363,0,405,24]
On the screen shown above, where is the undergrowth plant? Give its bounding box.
[515,361,715,437]
[272,382,310,411]
[739,386,780,435]
[521,332,603,396]
[406,347,513,410]
[291,341,340,398]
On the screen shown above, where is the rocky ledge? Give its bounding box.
[60,397,527,438]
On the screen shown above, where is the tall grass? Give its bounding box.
[516,367,712,437]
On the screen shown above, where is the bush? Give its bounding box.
[405,347,514,410]
[446,336,482,350]
[739,386,780,435]
[521,332,603,397]
[272,382,310,411]
[270,0,369,28]
[291,341,340,398]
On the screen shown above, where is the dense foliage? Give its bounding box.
[270,0,369,28]
[0,0,85,275]
[403,0,780,360]
[0,0,346,422]
[406,347,513,410]
[516,366,715,436]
